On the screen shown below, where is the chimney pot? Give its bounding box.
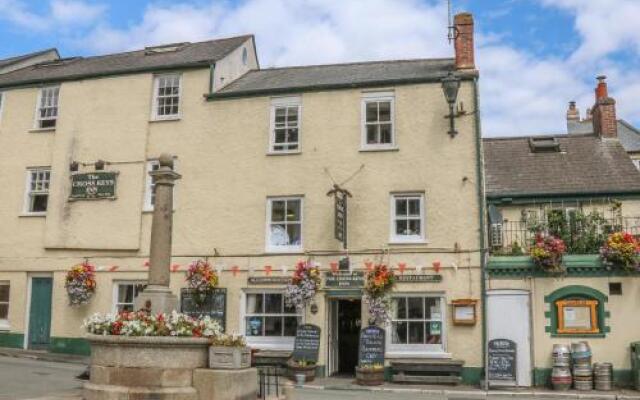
[454,12,475,70]
[595,75,608,100]
[567,101,580,121]
[592,76,617,139]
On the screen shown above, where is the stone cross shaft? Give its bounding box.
[135,153,181,314]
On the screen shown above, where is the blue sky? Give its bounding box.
[0,0,638,137]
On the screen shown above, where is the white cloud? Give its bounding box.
[50,0,107,26]
[0,0,105,30]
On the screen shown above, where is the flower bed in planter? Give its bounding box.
[209,334,250,369]
[355,364,385,386]
[287,359,316,383]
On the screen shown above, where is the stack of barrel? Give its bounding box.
[551,344,572,390]
[572,342,593,391]
[593,362,613,391]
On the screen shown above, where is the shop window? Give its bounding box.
[545,285,609,338]
[388,295,445,354]
[113,282,146,312]
[243,291,302,350]
[0,282,9,330]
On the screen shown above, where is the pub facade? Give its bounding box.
[0,14,485,383]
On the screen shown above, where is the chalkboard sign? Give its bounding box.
[180,288,226,332]
[358,325,385,367]
[488,339,517,382]
[292,324,321,363]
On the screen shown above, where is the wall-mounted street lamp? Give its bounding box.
[441,72,461,138]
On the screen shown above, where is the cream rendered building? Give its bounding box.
[0,14,485,382]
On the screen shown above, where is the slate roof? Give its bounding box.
[210,58,466,98]
[0,36,252,89]
[483,134,640,198]
[0,48,59,69]
[568,118,640,153]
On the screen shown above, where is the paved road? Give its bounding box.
[0,356,85,399]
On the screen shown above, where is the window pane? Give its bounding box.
[366,102,378,122]
[426,322,442,344]
[286,224,301,246]
[408,199,421,216]
[408,219,421,235]
[265,293,282,313]
[274,129,286,144]
[0,285,9,302]
[426,298,441,319]
[407,297,424,319]
[0,304,9,319]
[378,101,391,121]
[408,321,424,344]
[379,123,392,144]
[395,199,407,216]
[287,107,298,124]
[393,297,406,319]
[118,285,134,304]
[286,200,301,222]
[286,128,298,143]
[283,316,299,336]
[366,125,378,144]
[271,201,286,222]
[284,301,297,314]
[246,317,263,336]
[246,294,264,314]
[395,220,408,236]
[264,317,282,336]
[31,194,48,212]
[275,107,286,124]
[269,224,288,246]
[392,322,407,344]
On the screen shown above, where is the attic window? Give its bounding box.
[529,137,560,153]
[144,42,190,55]
[34,57,81,68]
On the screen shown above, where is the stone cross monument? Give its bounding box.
[135,153,181,314]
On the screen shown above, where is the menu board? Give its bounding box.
[358,326,385,367]
[488,339,517,382]
[180,288,226,331]
[292,324,321,363]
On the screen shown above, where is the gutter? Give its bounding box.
[472,76,488,388]
[487,190,640,204]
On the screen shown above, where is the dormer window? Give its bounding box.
[529,137,560,153]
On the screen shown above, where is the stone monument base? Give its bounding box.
[134,285,178,314]
[193,368,258,400]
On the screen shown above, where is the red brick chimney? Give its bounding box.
[454,12,475,70]
[591,75,617,139]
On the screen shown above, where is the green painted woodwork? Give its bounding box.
[0,332,24,348]
[49,337,91,356]
[544,285,609,338]
[28,277,53,350]
[534,368,633,388]
[487,255,640,277]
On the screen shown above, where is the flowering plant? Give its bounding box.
[83,310,222,337]
[363,264,395,325]
[65,262,96,306]
[530,233,566,272]
[284,261,321,310]
[186,260,219,305]
[600,232,640,272]
[210,333,247,347]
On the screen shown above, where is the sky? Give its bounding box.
[0,0,638,137]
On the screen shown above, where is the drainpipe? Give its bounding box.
[472,76,488,388]
[209,63,216,94]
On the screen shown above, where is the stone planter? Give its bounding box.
[84,334,210,400]
[287,359,316,383]
[209,346,251,369]
[355,366,385,386]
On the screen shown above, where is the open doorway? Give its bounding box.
[328,298,361,376]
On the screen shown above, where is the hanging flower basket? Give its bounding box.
[363,264,395,325]
[65,262,96,306]
[284,261,321,311]
[600,232,640,272]
[185,260,219,306]
[530,233,566,273]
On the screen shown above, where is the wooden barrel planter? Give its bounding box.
[287,359,316,383]
[355,366,385,386]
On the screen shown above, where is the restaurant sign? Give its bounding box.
[395,274,443,283]
[69,172,118,200]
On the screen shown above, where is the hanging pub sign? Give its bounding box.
[488,338,517,384]
[180,288,227,331]
[324,271,364,288]
[327,185,352,249]
[292,324,321,364]
[69,172,118,200]
[358,325,385,367]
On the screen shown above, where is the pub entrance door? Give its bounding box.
[328,298,361,376]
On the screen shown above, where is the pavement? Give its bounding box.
[0,354,85,400]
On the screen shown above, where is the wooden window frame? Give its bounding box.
[556,299,600,335]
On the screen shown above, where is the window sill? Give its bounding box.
[149,116,181,123]
[28,128,56,133]
[0,322,10,332]
[266,151,302,156]
[359,146,399,153]
[386,351,451,359]
[19,212,46,218]
[389,239,428,245]
[265,247,304,254]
